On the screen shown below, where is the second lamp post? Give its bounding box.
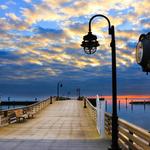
[57,81,63,100]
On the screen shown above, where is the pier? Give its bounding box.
[0,97,150,150]
[0,98,110,150]
[129,100,150,104]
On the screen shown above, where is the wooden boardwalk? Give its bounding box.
[0,100,111,150]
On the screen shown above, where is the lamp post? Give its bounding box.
[76,88,81,100]
[67,91,71,98]
[57,81,63,100]
[81,14,120,150]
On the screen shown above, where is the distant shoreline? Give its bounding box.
[0,101,36,106]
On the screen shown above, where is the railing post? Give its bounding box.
[50,96,52,104]
[131,100,133,111]
[4,111,7,117]
[125,98,128,110]
[129,130,133,150]
[118,100,120,111]
[84,98,87,108]
[105,100,107,111]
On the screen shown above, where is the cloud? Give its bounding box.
[0,5,8,10]
[24,0,32,3]
[0,17,29,31]
[0,0,150,96]
[21,3,64,25]
[34,27,63,35]
[6,13,21,21]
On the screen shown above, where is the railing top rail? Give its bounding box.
[0,97,52,112]
[105,112,149,133]
[118,118,150,133]
[118,118,150,141]
[105,112,150,144]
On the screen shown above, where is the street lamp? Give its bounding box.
[57,81,63,100]
[67,91,71,97]
[81,14,120,150]
[136,32,150,74]
[35,97,38,101]
[76,88,81,100]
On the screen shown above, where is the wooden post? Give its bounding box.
[4,111,8,117]
[131,100,133,111]
[50,96,52,104]
[126,98,128,110]
[105,100,107,111]
[144,100,146,111]
[118,100,120,111]
[84,98,86,108]
[129,130,133,150]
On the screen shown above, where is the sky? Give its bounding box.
[0,0,150,99]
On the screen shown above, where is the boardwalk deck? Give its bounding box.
[0,100,111,150]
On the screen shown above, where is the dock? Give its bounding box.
[0,100,111,150]
[0,97,149,150]
[129,101,150,104]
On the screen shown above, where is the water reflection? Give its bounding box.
[106,98,150,131]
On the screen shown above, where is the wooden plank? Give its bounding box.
[118,139,128,150]
[119,118,150,143]
[105,117,112,122]
[119,133,142,150]
[119,127,150,150]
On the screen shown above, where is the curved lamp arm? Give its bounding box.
[89,14,111,34]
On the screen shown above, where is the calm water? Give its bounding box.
[0,96,47,110]
[0,105,26,110]
[106,98,150,131]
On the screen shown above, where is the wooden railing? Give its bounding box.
[118,119,150,150]
[105,112,112,136]
[84,98,97,122]
[0,96,56,127]
[104,112,150,150]
[85,98,150,150]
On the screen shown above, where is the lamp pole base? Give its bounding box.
[108,146,122,150]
